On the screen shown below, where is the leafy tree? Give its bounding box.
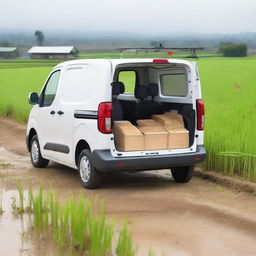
[34,31,44,46]
[218,42,247,57]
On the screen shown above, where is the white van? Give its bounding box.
[26,58,206,189]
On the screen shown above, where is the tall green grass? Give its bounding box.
[116,221,137,256]
[17,183,25,213]
[13,185,145,256]
[198,57,256,180]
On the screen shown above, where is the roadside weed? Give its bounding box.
[116,220,137,256]
[17,183,24,213]
[12,185,141,256]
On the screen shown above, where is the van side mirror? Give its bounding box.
[28,92,39,105]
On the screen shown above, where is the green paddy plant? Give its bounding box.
[67,196,91,252]
[197,57,256,181]
[21,187,130,255]
[148,249,155,256]
[33,186,49,232]
[28,187,34,212]
[17,183,24,213]
[116,221,138,256]
[88,213,114,256]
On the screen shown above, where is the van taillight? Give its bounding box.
[196,99,205,130]
[153,59,169,63]
[98,102,112,134]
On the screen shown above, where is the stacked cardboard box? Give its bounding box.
[139,126,168,150]
[152,110,189,149]
[114,110,189,151]
[165,128,189,149]
[136,119,163,127]
[163,110,184,127]
[151,111,184,129]
[113,121,144,151]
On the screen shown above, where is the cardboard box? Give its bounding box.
[152,114,184,129]
[113,122,144,151]
[114,121,133,127]
[166,128,189,149]
[139,126,168,150]
[136,119,163,127]
[164,110,184,127]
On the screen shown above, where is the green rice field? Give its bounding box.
[0,55,255,181]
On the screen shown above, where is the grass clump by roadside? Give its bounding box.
[12,184,141,256]
[116,221,137,256]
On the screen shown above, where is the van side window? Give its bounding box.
[61,66,94,103]
[160,72,188,97]
[118,71,136,93]
[41,70,60,106]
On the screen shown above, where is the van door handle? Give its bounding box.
[50,110,55,115]
[57,111,64,115]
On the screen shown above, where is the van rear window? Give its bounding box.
[160,72,188,97]
[118,71,136,93]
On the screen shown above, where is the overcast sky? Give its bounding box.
[1,0,255,35]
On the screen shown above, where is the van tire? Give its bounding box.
[78,149,101,189]
[30,135,49,168]
[171,166,194,183]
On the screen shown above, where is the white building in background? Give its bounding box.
[28,46,79,59]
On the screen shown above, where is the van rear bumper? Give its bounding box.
[92,146,206,173]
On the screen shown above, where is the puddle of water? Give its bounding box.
[0,188,32,256]
[0,147,30,168]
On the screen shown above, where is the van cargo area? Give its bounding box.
[111,61,196,155]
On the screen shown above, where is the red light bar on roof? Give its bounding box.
[153,59,169,63]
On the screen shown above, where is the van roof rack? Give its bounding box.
[116,47,205,59]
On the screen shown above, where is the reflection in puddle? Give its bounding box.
[0,189,32,256]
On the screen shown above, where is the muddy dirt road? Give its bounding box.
[1,118,256,256]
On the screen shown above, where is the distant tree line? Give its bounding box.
[218,42,247,57]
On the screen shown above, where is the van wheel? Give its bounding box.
[30,135,49,168]
[78,149,101,189]
[171,166,194,183]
